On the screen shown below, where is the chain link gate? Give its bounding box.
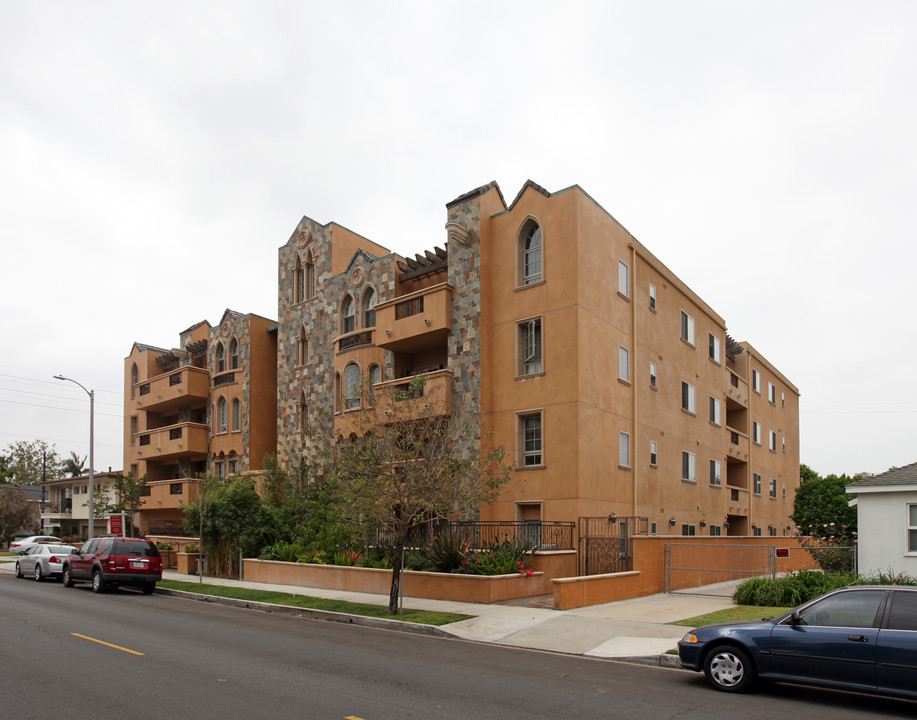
[665,543,858,596]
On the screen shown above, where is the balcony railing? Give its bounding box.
[375,283,453,353]
[727,486,750,516]
[726,373,749,408]
[134,423,210,461]
[147,520,193,537]
[338,330,374,352]
[213,372,236,387]
[726,426,749,461]
[372,369,453,420]
[132,366,209,412]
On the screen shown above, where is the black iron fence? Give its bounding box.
[148,519,193,537]
[371,520,575,551]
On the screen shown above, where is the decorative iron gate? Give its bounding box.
[578,516,648,576]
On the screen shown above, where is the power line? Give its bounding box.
[0,386,124,410]
[0,397,123,419]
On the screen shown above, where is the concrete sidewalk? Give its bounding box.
[0,555,737,663]
[157,569,740,663]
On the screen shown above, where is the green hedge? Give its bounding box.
[733,570,917,607]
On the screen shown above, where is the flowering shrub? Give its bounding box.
[458,538,535,576]
[796,522,856,574]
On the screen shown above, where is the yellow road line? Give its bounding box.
[71,633,145,656]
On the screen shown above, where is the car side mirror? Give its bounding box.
[787,611,803,626]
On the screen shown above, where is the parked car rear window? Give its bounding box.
[113,540,160,557]
[887,591,917,631]
[46,545,74,554]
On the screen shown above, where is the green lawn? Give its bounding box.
[158,580,474,626]
[672,605,792,627]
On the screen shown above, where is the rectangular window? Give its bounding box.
[769,430,777,452]
[753,526,762,537]
[618,346,630,383]
[681,381,696,413]
[681,524,696,537]
[909,505,917,553]
[769,478,777,499]
[215,462,224,478]
[619,431,630,468]
[781,391,785,408]
[709,525,722,537]
[229,460,238,475]
[769,526,778,537]
[752,368,761,393]
[520,412,543,467]
[710,460,722,487]
[518,318,543,375]
[650,440,658,466]
[169,483,182,495]
[618,259,629,298]
[752,421,761,444]
[682,451,696,482]
[649,284,656,310]
[768,382,776,404]
[650,521,657,536]
[680,311,695,345]
[709,396,721,425]
[649,362,657,390]
[708,333,721,363]
[753,473,762,495]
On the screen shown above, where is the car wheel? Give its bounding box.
[15,562,23,578]
[703,645,755,693]
[34,564,43,582]
[141,582,156,595]
[91,569,105,593]
[62,566,75,588]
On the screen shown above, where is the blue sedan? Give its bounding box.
[678,585,917,698]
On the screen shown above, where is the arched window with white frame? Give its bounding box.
[229,338,239,370]
[344,363,361,410]
[518,219,543,286]
[362,287,377,328]
[231,398,241,432]
[216,343,225,373]
[341,294,356,334]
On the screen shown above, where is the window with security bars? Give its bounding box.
[520,413,542,466]
[519,318,542,375]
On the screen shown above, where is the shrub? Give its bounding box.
[459,537,536,576]
[259,541,309,563]
[735,570,867,607]
[421,532,473,573]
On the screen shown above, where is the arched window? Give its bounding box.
[216,396,227,433]
[368,363,382,403]
[334,371,342,413]
[305,250,315,299]
[229,338,239,370]
[344,363,361,410]
[519,220,543,286]
[130,363,138,399]
[216,343,225,373]
[341,295,356,334]
[297,325,308,365]
[362,287,377,328]
[231,398,241,432]
[294,255,304,304]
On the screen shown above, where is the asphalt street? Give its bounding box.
[1,574,914,720]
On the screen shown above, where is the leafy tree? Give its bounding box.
[1,440,62,485]
[318,376,512,614]
[183,476,280,578]
[61,451,87,478]
[799,463,819,484]
[0,487,35,544]
[99,474,148,536]
[791,468,858,535]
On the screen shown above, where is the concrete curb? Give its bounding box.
[608,653,683,669]
[155,587,456,640]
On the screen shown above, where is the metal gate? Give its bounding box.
[578,516,647,576]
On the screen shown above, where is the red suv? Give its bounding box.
[62,537,162,594]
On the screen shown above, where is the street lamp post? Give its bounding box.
[54,375,95,539]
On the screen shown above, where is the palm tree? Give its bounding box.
[61,452,86,478]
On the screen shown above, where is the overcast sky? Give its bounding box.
[2,1,914,479]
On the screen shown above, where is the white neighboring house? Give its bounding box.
[846,461,917,576]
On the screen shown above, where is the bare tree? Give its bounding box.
[319,376,511,614]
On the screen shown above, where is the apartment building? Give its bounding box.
[123,311,277,536]
[276,180,800,538]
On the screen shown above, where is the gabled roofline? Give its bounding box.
[446,180,507,210]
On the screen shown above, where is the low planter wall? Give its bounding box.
[552,571,644,610]
[177,552,201,575]
[243,559,544,604]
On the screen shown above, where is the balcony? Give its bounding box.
[375,283,452,354]
[133,367,209,414]
[726,426,749,462]
[134,423,210,462]
[726,372,748,409]
[337,329,374,354]
[372,369,453,421]
[139,478,202,511]
[726,486,750,516]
